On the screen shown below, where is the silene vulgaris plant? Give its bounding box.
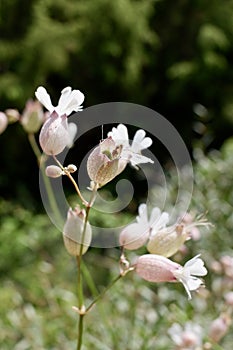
[1,86,211,349]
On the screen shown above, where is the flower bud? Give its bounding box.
[87,137,122,187]
[147,224,188,258]
[39,111,69,155]
[0,112,8,134]
[224,291,233,307]
[66,164,77,173]
[21,100,44,133]
[45,165,64,178]
[209,314,231,343]
[63,207,92,256]
[5,109,20,123]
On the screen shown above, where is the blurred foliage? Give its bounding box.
[0,0,232,132]
[1,0,233,201]
[0,140,233,348]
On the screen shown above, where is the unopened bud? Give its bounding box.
[5,109,20,123]
[224,291,233,307]
[21,100,44,133]
[209,314,231,343]
[0,112,8,134]
[63,207,92,256]
[66,164,77,173]
[39,111,69,155]
[45,165,64,178]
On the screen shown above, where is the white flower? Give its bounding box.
[135,254,207,299]
[35,86,84,116]
[119,204,169,250]
[168,322,203,349]
[173,254,207,300]
[108,123,153,167]
[136,204,169,231]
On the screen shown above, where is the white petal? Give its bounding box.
[136,203,148,226]
[108,124,129,148]
[56,87,84,116]
[119,222,150,250]
[186,276,203,291]
[131,129,146,152]
[57,86,72,112]
[35,86,54,112]
[131,129,152,152]
[67,122,78,148]
[140,136,153,150]
[149,208,169,230]
[184,255,208,276]
[129,153,154,167]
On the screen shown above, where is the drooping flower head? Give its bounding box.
[87,137,122,188]
[108,124,154,169]
[135,254,207,299]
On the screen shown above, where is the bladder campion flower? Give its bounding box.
[147,224,189,258]
[63,206,92,256]
[147,212,210,257]
[108,123,154,169]
[87,137,122,187]
[135,254,207,299]
[35,86,84,155]
[39,111,70,155]
[120,204,169,250]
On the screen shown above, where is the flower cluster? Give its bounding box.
[1,85,210,303]
[119,203,209,299]
[32,86,208,301]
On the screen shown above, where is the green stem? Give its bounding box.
[28,134,62,224]
[28,133,42,164]
[77,314,84,350]
[75,186,97,350]
[76,256,83,308]
[85,274,123,313]
[53,155,88,206]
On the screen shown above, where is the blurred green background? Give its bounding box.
[1,0,233,201]
[0,0,233,349]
